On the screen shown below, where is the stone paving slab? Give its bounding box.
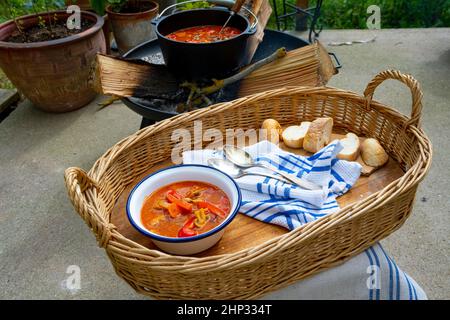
[0,89,19,118]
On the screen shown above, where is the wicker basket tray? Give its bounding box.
[65,70,431,299]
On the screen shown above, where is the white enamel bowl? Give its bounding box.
[126,164,242,255]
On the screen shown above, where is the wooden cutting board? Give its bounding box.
[110,133,404,257]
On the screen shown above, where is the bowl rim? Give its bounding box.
[126,164,242,243]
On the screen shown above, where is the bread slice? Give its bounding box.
[282,122,311,149]
[360,138,389,167]
[261,118,282,143]
[337,133,360,161]
[303,117,334,153]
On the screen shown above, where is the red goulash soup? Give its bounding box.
[141,181,231,238]
[166,25,241,43]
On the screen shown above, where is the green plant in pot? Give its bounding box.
[90,0,159,54]
[0,0,106,112]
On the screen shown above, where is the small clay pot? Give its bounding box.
[106,1,159,55]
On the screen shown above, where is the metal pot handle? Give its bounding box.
[241,6,259,31]
[328,52,342,69]
[154,0,259,31]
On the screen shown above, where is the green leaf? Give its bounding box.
[90,0,106,15]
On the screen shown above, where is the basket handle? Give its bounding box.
[64,167,114,248]
[363,70,423,128]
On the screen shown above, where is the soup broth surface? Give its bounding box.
[166,25,241,43]
[141,181,231,238]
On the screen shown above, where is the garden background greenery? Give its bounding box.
[275,0,450,29]
[0,0,449,89]
[1,0,449,27]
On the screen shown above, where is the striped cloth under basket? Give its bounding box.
[64,70,432,299]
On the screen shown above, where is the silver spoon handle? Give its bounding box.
[257,163,322,190]
[240,171,289,183]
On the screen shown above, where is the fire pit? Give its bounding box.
[93,0,340,129]
[122,29,312,128]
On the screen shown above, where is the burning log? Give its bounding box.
[238,41,337,97]
[94,47,288,111]
[93,41,338,112]
[93,55,181,100]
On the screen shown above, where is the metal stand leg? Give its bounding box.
[308,0,323,42]
[272,0,282,31]
[140,117,156,129]
[271,0,323,41]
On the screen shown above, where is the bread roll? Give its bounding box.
[360,138,388,167]
[281,122,311,149]
[303,117,334,153]
[261,119,282,143]
[337,133,360,161]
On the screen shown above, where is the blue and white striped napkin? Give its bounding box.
[182,140,362,230]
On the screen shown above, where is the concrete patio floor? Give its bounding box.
[0,28,449,299]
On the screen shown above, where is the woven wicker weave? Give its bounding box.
[65,70,431,299]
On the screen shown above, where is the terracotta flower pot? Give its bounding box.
[106,1,159,55]
[0,11,106,113]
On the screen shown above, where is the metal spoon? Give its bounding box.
[222,145,322,190]
[208,158,289,183]
[217,0,246,34]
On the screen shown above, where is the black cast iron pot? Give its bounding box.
[152,6,258,80]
